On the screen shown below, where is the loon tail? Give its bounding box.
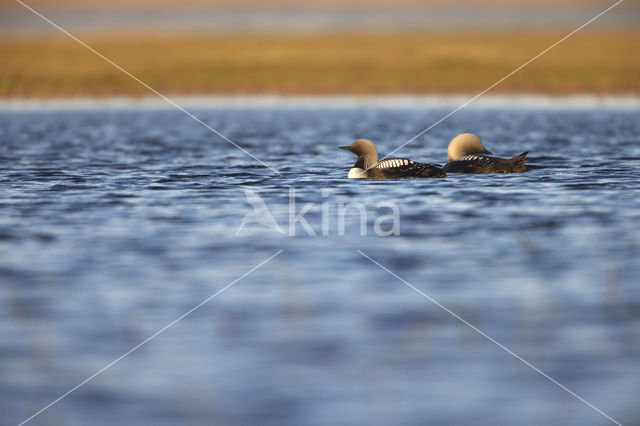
[508,152,528,172]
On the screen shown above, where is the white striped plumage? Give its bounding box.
[377,158,416,169]
[455,155,495,167]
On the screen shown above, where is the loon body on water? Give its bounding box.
[339,139,445,179]
[443,133,528,174]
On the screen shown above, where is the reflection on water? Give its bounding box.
[0,104,639,425]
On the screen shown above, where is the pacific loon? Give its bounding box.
[339,139,445,179]
[443,133,528,174]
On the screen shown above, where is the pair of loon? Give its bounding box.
[339,133,528,179]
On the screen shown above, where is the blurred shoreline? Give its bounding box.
[3,31,638,97]
[2,95,639,111]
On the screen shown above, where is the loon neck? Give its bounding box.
[354,153,378,170]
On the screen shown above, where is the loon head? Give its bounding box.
[447,133,492,162]
[339,139,379,169]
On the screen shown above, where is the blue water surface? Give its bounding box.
[1,104,639,426]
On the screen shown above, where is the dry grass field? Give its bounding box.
[1,31,638,97]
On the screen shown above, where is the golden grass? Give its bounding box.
[1,31,639,97]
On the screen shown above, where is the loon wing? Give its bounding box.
[373,158,445,179]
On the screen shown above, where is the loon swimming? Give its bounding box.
[339,139,445,179]
[443,133,528,174]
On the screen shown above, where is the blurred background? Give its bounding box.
[2,1,640,426]
[1,0,639,97]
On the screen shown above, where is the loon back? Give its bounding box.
[443,152,528,174]
[365,158,445,179]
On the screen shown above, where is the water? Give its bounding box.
[1,103,639,426]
